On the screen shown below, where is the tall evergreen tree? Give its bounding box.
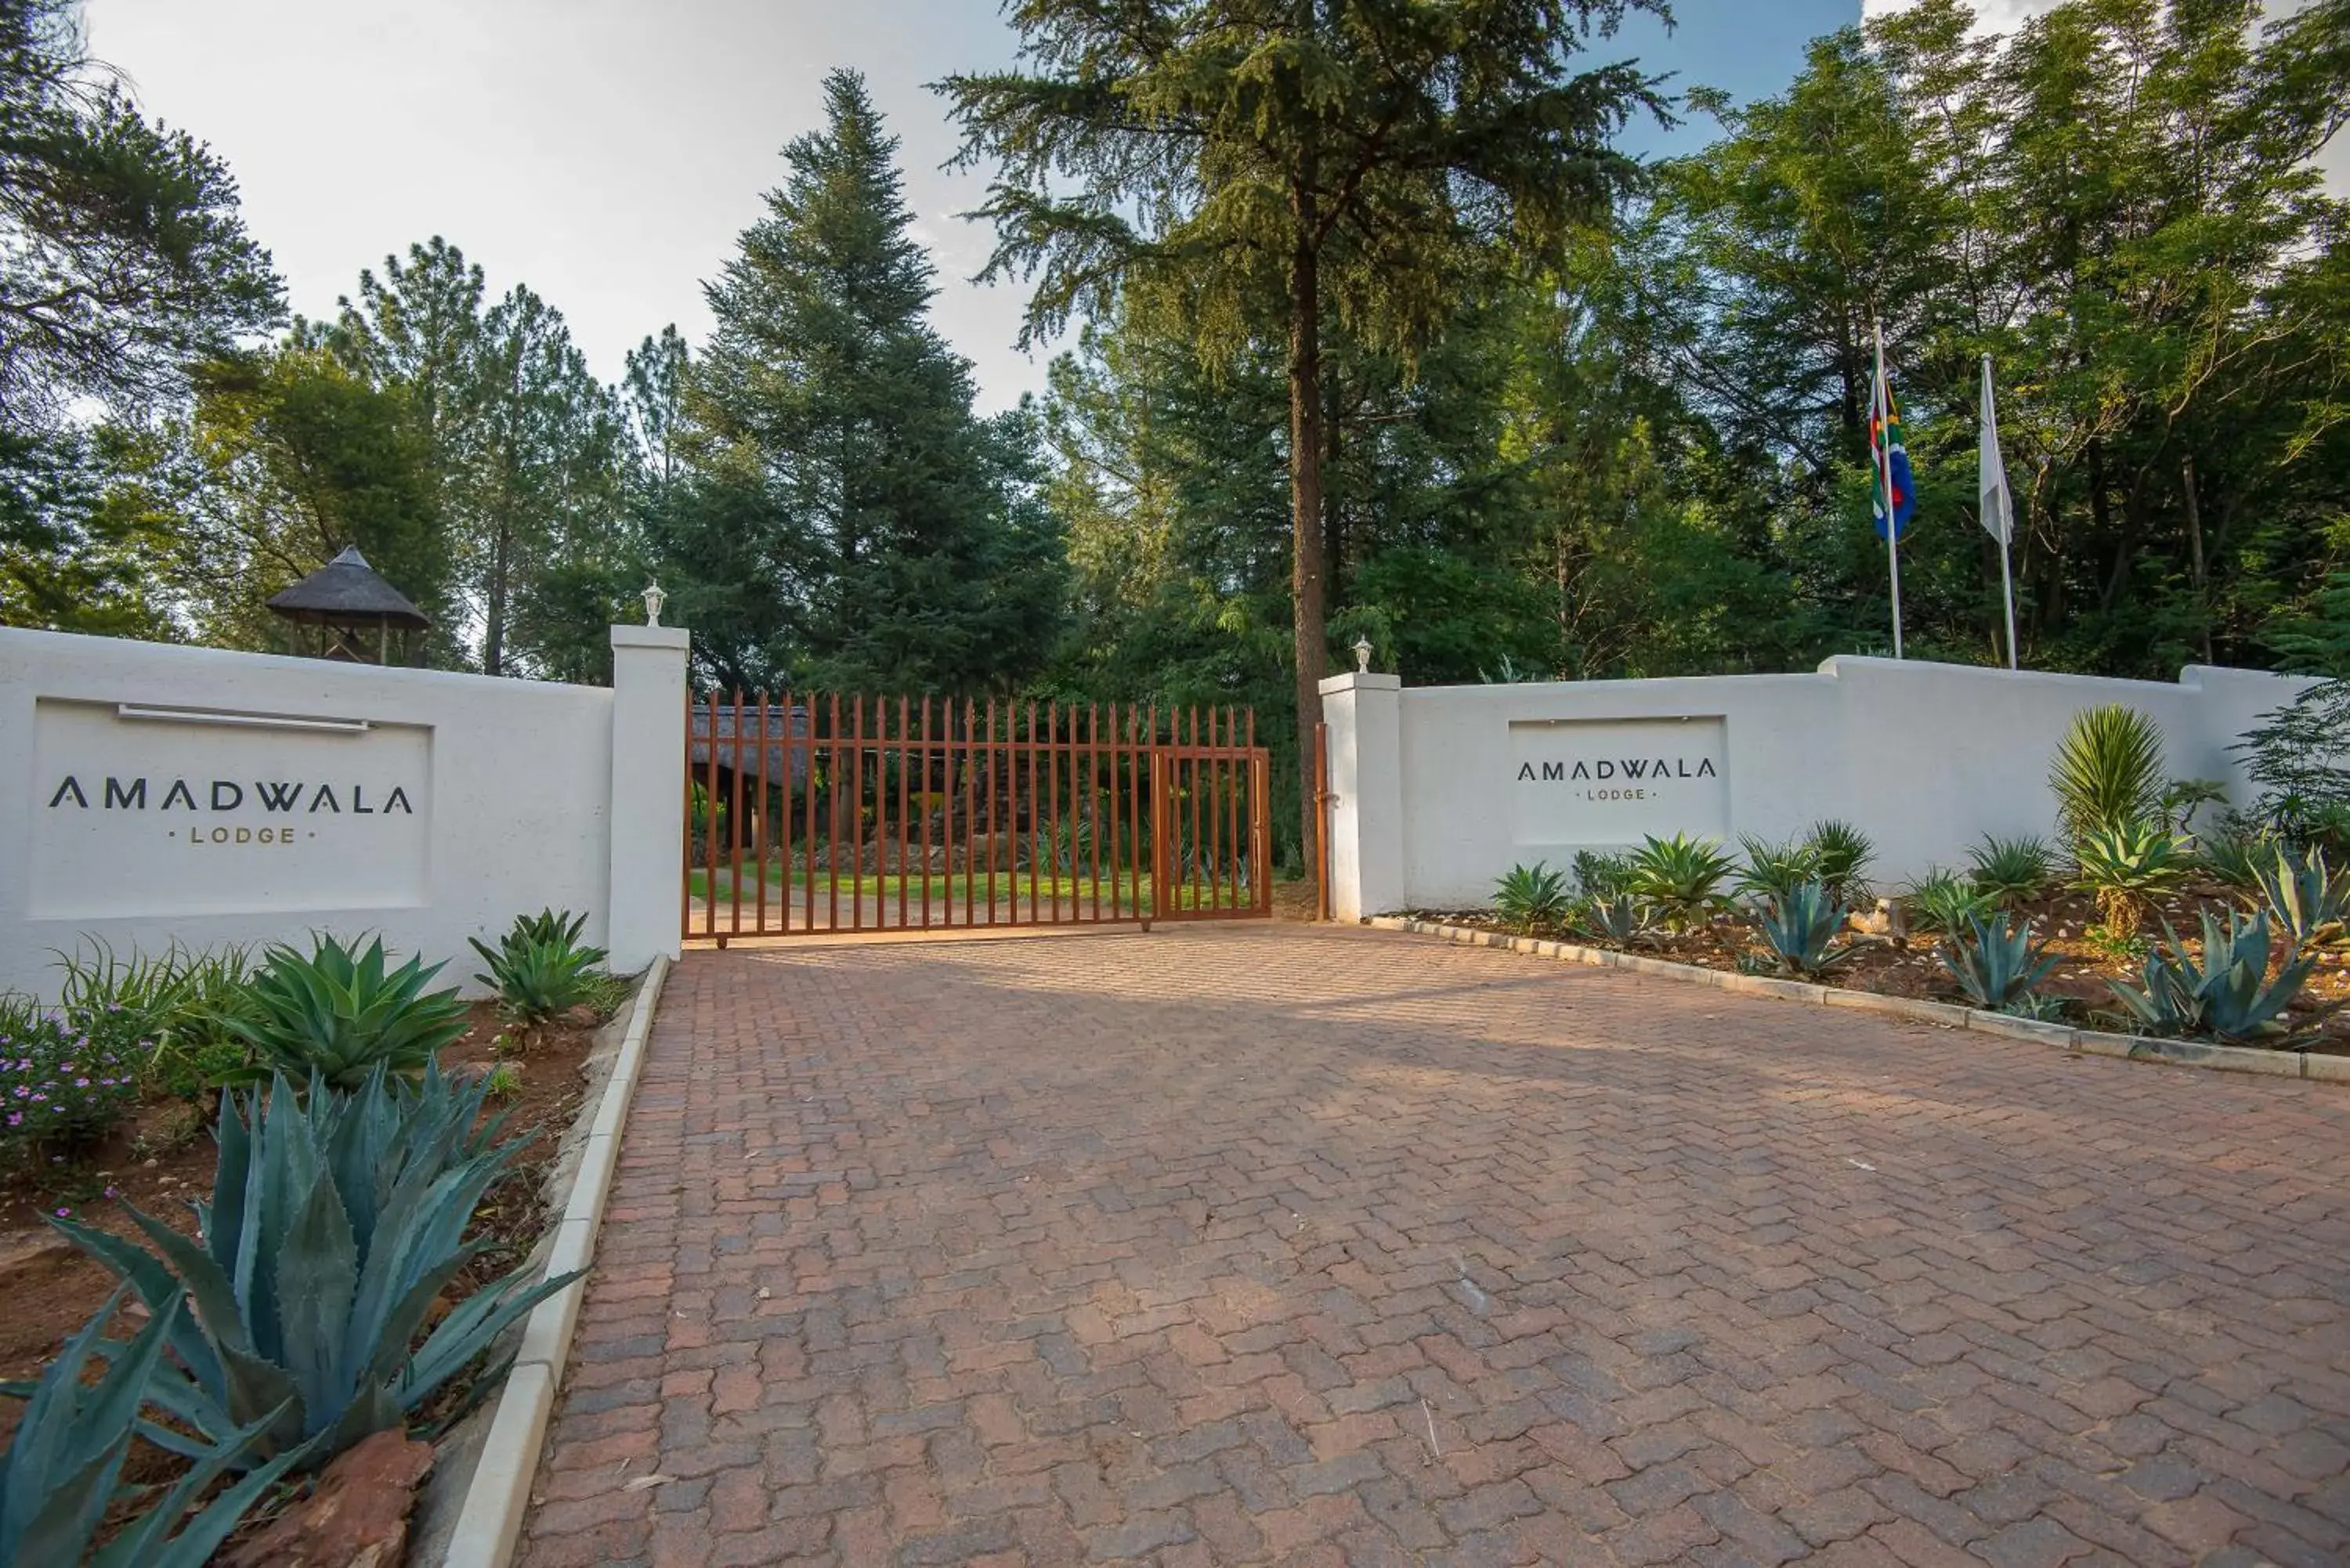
[667,68,1061,693]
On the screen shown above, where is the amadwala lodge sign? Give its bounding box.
[1508,715,1730,847]
[27,699,431,920]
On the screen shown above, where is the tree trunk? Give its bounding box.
[1289,193,1327,892]
[484,518,511,677]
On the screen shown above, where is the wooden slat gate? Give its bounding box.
[684,693,1271,941]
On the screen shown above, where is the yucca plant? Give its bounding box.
[2050,704,2167,844]
[0,1292,302,1567]
[1491,862,1571,934]
[2108,909,2316,1046]
[1735,836,1823,901]
[471,909,609,1025]
[1624,833,1736,932]
[1936,913,2059,1012]
[2073,819,2196,932]
[1804,820,1877,900]
[1751,880,1854,977]
[1904,867,1995,936]
[1968,833,2059,906]
[1570,891,1652,946]
[223,934,469,1089]
[2255,844,2350,952]
[58,1065,579,1469]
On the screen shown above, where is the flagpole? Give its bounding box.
[1875,317,1904,659]
[1983,353,2019,672]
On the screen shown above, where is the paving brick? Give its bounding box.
[514,927,2350,1568]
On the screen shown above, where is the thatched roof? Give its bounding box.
[689,703,811,785]
[266,546,431,630]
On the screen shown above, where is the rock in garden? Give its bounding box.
[0,1228,72,1270]
[222,1429,433,1568]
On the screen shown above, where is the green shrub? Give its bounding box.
[1,1008,143,1153]
[223,934,469,1089]
[2159,778,2229,834]
[1491,862,1571,934]
[1735,836,1823,901]
[2050,704,2166,844]
[2230,679,2350,843]
[2254,843,2350,952]
[1936,913,2059,1013]
[1571,849,1632,899]
[2107,909,2316,1046]
[2072,819,2196,932]
[0,1291,302,1568]
[472,911,609,1026]
[1904,867,1994,936]
[1967,833,2059,905]
[1624,833,1735,931]
[58,1064,578,1469]
[1750,881,1853,977]
[2198,826,2276,897]
[1803,820,1876,900]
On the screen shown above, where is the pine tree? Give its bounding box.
[671,68,1061,694]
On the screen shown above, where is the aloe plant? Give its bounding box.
[58,1065,579,1469]
[1904,867,1995,936]
[2198,828,2276,897]
[1750,880,1853,977]
[1968,833,2059,905]
[2254,843,2350,952]
[1936,913,2059,1012]
[1735,836,1823,901]
[0,1292,301,1567]
[1491,862,1571,934]
[224,934,470,1088]
[2073,819,2196,932]
[1803,820,1877,900]
[2108,909,2316,1045]
[1624,833,1735,931]
[471,910,609,1024]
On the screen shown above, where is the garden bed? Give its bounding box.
[1408,881,2350,1057]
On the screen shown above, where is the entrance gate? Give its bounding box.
[684,692,1272,941]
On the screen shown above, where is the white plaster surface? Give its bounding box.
[1323,656,2314,919]
[1,625,684,998]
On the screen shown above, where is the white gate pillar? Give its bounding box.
[608,623,689,971]
[1318,670,1404,921]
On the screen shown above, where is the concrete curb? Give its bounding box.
[442,952,671,1568]
[1366,916,2349,1086]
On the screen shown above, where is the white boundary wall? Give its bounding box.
[1320,656,2313,920]
[0,623,688,999]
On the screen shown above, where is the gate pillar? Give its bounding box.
[609,623,690,970]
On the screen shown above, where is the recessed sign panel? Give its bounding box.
[27,699,431,919]
[1509,716,1729,847]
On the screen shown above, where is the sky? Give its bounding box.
[83,1,2334,413]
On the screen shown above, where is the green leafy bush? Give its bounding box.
[1750,881,1853,977]
[1904,867,1994,936]
[1967,833,2059,905]
[2254,843,2350,952]
[223,934,469,1089]
[2108,910,2316,1046]
[59,1064,579,1469]
[1491,862,1571,934]
[1936,913,2059,1012]
[2050,704,2166,844]
[1,1008,142,1152]
[1803,820,1876,899]
[1624,833,1734,931]
[1571,850,1633,899]
[2072,819,2196,932]
[0,1291,302,1568]
[2230,679,2350,845]
[1735,836,1822,901]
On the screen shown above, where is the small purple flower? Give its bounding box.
[53,1206,69,1217]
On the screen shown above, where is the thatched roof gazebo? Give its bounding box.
[266,546,430,665]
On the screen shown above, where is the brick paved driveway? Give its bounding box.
[520,925,2350,1567]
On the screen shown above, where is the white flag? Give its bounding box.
[1979,355,2012,545]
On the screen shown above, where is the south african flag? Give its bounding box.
[1871,349,1917,541]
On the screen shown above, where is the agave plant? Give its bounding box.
[1571,891,1652,945]
[2254,844,2350,952]
[2050,704,2167,844]
[1624,833,1736,932]
[1491,862,1571,934]
[0,1292,301,1567]
[1751,880,1853,977]
[223,934,470,1089]
[2072,819,2196,932]
[1936,913,2059,1012]
[2108,909,2316,1046]
[1968,833,2059,906]
[1904,867,1995,936]
[57,1065,579,1469]
[472,909,609,1024]
[1804,820,1877,900]
[1735,836,1823,901]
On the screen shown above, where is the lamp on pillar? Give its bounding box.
[1352,635,1373,674]
[641,580,668,627]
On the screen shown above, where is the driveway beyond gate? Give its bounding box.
[520,925,2350,1568]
